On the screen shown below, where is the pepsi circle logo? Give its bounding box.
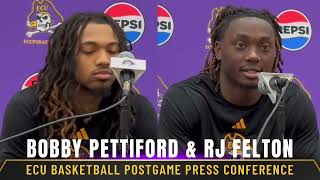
[22,73,38,90]
[105,2,145,44]
[157,5,174,46]
[277,9,312,51]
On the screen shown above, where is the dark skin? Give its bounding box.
[214,17,277,106]
[73,23,120,113]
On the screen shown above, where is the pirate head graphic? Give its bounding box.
[26,0,63,38]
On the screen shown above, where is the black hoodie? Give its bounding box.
[158,73,319,163]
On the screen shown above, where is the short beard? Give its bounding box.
[89,86,112,98]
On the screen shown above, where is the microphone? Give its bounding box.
[110,51,146,97]
[257,72,293,103]
[111,51,146,139]
[269,76,289,91]
[256,73,293,148]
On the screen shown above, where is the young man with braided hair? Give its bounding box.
[158,6,319,161]
[0,13,157,160]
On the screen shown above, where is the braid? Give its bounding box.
[203,6,283,81]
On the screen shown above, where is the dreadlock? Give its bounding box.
[36,12,134,139]
[203,6,283,81]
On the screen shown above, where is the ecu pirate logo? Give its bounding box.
[26,0,63,38]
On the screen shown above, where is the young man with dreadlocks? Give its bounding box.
[158,6,319,161]
[0,13,157,160]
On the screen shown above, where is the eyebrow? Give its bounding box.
[234,33,273,41]
[80,41,120,47]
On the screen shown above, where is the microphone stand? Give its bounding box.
[118,93,130,156]
[119,72,133,140]
[256,76,288,157]
[120,95,130,139]
[273,86,286,141]
[119,80,132,155]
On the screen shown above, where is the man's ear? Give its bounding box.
[214,41,222,60]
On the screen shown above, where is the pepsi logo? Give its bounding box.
[157,5,174,46]
[22,73,38,90]
[277,9,312,51]
[105,2,145,44]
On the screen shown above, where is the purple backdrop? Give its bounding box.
[0,0,319,135]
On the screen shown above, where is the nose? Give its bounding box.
[246,47,261,63]
[96,50,111,67]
